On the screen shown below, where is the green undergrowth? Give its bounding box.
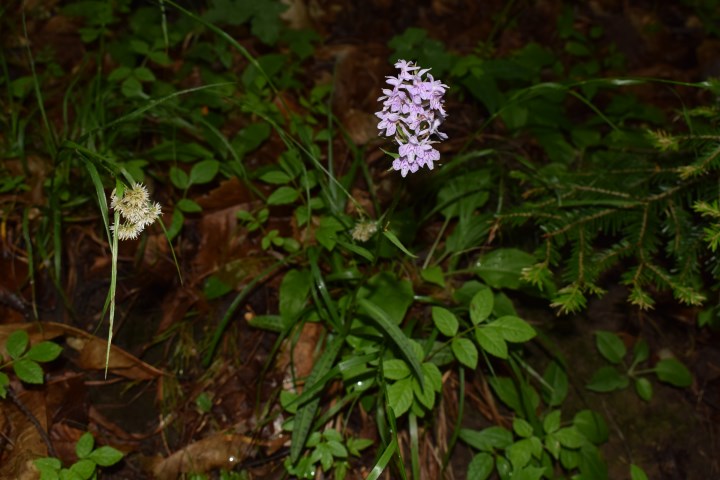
[1,1,717,479]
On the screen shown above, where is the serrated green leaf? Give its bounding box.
[25,342,62,362]
[13,358,44,384]
[451,338,478,369]
[467,452,494,480]
[459,426,513,452]
[431,307,458,337]
[655,358,692,387]
[76,432,95,458]
[469,287,494,324]
[543,410,561,434]
[595,331,626,364]
[513,418,534,438]
[491,315,536,342]
[7,330,29,359]
[268,186,299,205]
[387,377,414,417]
[475,326,508,358]
[383,359,410,380]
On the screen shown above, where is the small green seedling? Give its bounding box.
[0,330,62,397]
[34,432,123,480]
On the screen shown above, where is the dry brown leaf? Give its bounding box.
[151,432,256,479]
[0,323,163,380]
[0,390,47,480]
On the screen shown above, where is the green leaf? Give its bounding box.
[0,372,9,399]
[259,170,292,184]
[383,359,410,380]
[382,230,417,258]
[203,275,233,300]
[412,375,435,409]
[459,426,513,452]
[506,438,534,469]
[69,459,96,480]
[467,452,494,480]
[121,76,144,98]
[189,160,220,185]
[6,330,29,359]
[431,307,458,337]
[513,418,534,438]
[555,426,586,449]
[633,339,650,364]
[279,269,310,328]
[473,248,535,289]
[268,186,300,205]
[451,338,478,369]
[133,66,156,82]
[387,377,414,417]
[654,358,692,387]
[543,410,561,434]
[586,366,629,392]
[76,432,95,458]
[475,327,508,359]
[87,445,124,466]
[573,410,608,444]
[13,358,44,384]
[469,287,494,324]
[422,362,443,392]
[594,331,626,364]
[421,266,445,287]
[491,315,536,342]
[358,298,424,388]
[176,198,202,213]
[630,464,649,480]
[542,361,568,406]
[634,377,653,401]
[169,166,189,190]
[107,66,131,82]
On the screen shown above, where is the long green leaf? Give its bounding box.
[290,334,345,463]
[358,298,424,388]
[366,441,397,480]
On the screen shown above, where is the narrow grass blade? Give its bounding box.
[382,230,417,258]
[366,440,397,480]
[358,298,423,388]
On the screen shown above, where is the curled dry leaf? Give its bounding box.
[0,323,163,381]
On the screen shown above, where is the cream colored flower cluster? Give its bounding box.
[109,183,162,241]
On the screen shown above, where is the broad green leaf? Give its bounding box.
[491,315,536,342]
[87,446,124,466]
[421,266,445,287]
[383,359,410,380]
[506,438,534,469]
[654,358,692,387]
[475,327,508,358]
[630,464,649,480]
[387,377,414,417]
[203,275,232,300]
[412,376,435,409]
[431,307,458,337]
[121,76,144,98]
[578,444,608,479]
[422,362,443,392]
[361,272,414,325]
[543,410,561,434]
[542,361,568,406]
[459,426,513,452]
[382,230,417,258]
[635,377,653,401]
[488,376,522,414]
[268,186,300,205]
[76,432,94,458]
[13,359,44,384]
[467,452,494,480]
[108,66,131,82]
[586,366,628,392]
[573,410,608,444]
[451,338,478,369]
[169,166,189,189]
[555,426,586,449]
[6,330,29,359]
[259,170,292,184]
[469,287,494,324]
[69,459,96,480]
[510,465,545,480]
[176,198,202,213]
[133,66,156,82]
[189,160,219,185]
[513,418,534,438]
[633,339,650,364]
[594,330,626,364]
[473,248,535,289]
[358,298,424,387]
[279,269,310,327]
